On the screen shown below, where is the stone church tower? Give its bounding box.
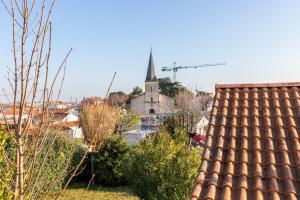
[130,50,174,117]
[144,50,159,114]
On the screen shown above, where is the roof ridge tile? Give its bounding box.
[215,82,300,89]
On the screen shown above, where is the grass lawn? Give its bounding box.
[49,186,140,200]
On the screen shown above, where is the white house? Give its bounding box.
[195,116,209,135]
[62,108,83,138]
[63,121,83,138]
[62,108,80,122]
[0,108,29,125]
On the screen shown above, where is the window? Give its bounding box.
[151,97,153,102]
[151,86,152,92]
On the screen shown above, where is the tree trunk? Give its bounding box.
[190,115,194,132]
[91,153,94,186]
[186,114,189,133]
[15,135,24,200]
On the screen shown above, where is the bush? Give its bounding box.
[28,132,85,198]
[0,128,12,200]
[94,135,130,187]
[1,131,84,199]
[116,110,140,133]
[124,130,200,200]
[162,116,180,137]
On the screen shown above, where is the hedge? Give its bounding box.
[94,135,130,187]
[123,130,200,200]
[0,130,84,199]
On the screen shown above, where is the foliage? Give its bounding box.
[158,77,190,97]
[1,0,74,198]
[1,131,84,200]
[116,110,140,133]
[80,105,120,150]
[109,91,127,97]
[124,130,200,200]
[94,136,130,187]
[26,132,84,199]
[172,128,190,144]
[162,116,180,137]
[127,86,143,102]
[0,128,12,200]
[131,86,143,96]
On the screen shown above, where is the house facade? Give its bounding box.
[195,116,209,135]
[81,97,105,106]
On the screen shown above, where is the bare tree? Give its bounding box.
[174,90,213,132]
[0,0,78,199]
[109,91,128,107]
[0,1,123,199]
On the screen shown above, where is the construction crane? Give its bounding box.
[162,62,226,82]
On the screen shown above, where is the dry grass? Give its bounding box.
[48,186,139,200]
[80,105,120,150]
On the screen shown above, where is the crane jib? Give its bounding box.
[161,62,226,82]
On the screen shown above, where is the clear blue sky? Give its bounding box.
[1,1,300,100]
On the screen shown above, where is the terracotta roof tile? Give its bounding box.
[80,97,103,104]
[191,82,300,200]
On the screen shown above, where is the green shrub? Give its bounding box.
[1,131,84,199]
[27,132,84,198]
[162,116,180,136]
[0,128,12,200]
[124,130,200,200]
[94,135,130,187]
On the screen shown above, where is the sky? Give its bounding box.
[1,1,300,101]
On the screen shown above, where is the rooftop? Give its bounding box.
[81,97,103,103]
[191,82,300,200]
[215,82,300,89]
[145,49,157,82]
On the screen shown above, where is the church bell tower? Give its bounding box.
[144,50,159,115]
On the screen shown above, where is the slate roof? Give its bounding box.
[191,82,300,200]
[145,50,157,82]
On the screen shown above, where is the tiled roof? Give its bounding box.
[191,82,300,200]
[62,121,79,129]
[1,108,39,116]
[81,97,103,104]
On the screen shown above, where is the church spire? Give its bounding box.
[145,49,157,82]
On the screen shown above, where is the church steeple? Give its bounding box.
[145,49,157,82]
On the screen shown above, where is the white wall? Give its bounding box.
[130,94,145,114]
[196,116,209,134]
[63,113,78,122]
[64,126,83,138]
